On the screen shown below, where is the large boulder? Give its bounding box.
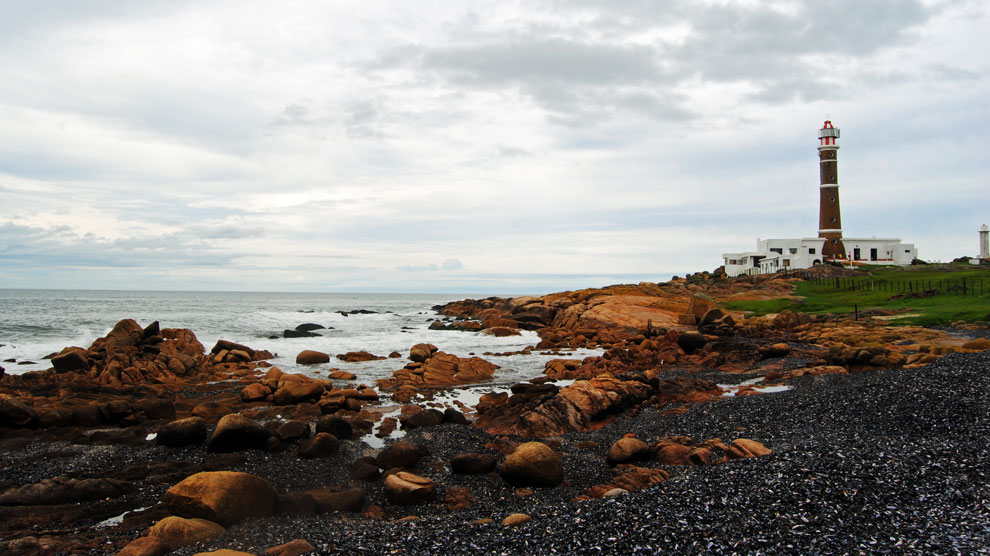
[147,516,225,550]
[164,471,278,527]
[206,414,270,453]
[157,417,208,448]
[498,442,563,487]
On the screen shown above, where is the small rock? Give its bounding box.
[502,513,531,526]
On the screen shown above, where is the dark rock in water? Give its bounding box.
[295,323,326,332]
[206,414,270,453]
[297,432,339,459]
[450,453,497,475]
[210,339,255,357]
[338,309,378,317]
[157,417,208,447]
[283,329,321,338]
[0,396,38,428]
[0,477,132,505]
[295,350,330,365]
[316,415,353,440]
[376,441,429,470]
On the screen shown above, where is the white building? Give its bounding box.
[723,237,918,277]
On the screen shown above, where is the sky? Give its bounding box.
[0,0,987,294]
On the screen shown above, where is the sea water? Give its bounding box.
[0,289,601,385]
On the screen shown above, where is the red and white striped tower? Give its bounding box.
[818,120,844,260]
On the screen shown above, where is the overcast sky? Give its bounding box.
[0,1,987,294]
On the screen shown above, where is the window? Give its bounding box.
[789,248,798,254]
[830,217,836,223]
[770,248,783,254]
[809,248,816,254]
[830,196,836,202]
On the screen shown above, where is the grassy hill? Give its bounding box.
[721,263,990,326]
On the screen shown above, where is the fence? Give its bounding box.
[795,272,987,297]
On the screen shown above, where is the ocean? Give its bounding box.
[0,289,600,385]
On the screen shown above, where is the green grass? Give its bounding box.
[722,264,990,326]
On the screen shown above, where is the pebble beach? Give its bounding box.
[4,350,987,555]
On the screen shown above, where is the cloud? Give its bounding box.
[0,1,986,292]
[396,259,465,272]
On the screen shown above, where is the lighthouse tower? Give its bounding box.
[818,120,844,260]
[980,224,989,260]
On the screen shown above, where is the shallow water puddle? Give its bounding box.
[719,377,793,397]
[95,506,150,529]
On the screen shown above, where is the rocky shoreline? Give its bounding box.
[2,273,989,555]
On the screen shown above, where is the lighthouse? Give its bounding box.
[980,224,989,261]
[818,120,844,259]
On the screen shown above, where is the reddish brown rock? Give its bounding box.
[726,438,772,459]
[337,351,385,363]
[498,442,563,488]
[376,441,428,470]
[240,383,271,403]
[502,513,531,526]
[116,536,171,556]
[164,471,278,526]
[384,472,436,505]
[606,437,649,466]
[206,414,270,453]
[377,350,497,392]
[655,443,693,465]
[307,487,365,513]
[147,516,225,550]
[157,417,208,447]
[297,432,339,459]
[272,381,324,405]
[265,539,317,556]
[295,350,330,365]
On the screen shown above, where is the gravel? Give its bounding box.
[5,351,990,555]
